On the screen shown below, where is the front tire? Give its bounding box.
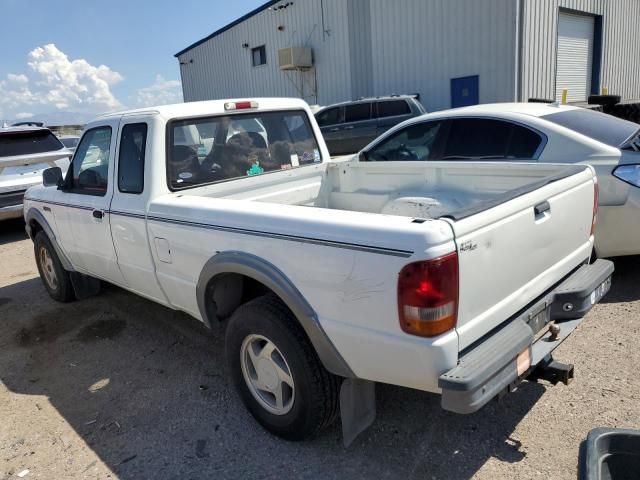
[34,231,74,302]
[225,294,339,440]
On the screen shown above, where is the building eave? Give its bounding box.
[174,0,281,57]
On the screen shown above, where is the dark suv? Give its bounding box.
[315,95,426,156]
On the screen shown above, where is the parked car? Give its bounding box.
[24,98,612,445]
[358,102,640,258]
[58,135,80,152]
[315,95,426,156]
[0,126,71,220]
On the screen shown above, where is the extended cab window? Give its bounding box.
[118,123,147,194]
[69,127,112,195]
[443,118,543,160]
[366,122,443,161]
[168,110,321,190]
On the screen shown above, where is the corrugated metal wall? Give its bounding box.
[521,0,640,101]
[367,0,518,112]
[177,0,353,105]
[177,0,640,110]
[177,0,518,110]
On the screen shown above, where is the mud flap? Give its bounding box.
[340,378,376,447]
[70,272,101,300]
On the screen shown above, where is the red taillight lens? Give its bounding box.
[591,178,599,237]
[397,252,459,337]
[224,101,259,110]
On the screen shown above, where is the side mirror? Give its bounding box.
[42,167,63,187]
[358,150,369,162]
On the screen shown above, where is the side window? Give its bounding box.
[316,107,344,127]
[69,126,112,195]
[344,103,371,123]
[443,119,511,159]
[118,123,147,194]
[376,100,411,118]
[443,118,542,160]
[252,45,267,67]
[365,122,443,162]
[508,124,543,158]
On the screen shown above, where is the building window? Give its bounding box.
[252,45,266,67]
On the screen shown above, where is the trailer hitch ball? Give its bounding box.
[549,323,561,341]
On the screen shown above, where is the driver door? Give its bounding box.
[53,118,127,286]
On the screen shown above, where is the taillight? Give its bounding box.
[397,252,459,337]
[224,101,259,111]
[590,178,599,237]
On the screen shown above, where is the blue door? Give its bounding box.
[451,75,479,108]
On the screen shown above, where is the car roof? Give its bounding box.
[428,102,583,119]
[316,95,417,112]
[95,98,311,121]
[0,125,52,134]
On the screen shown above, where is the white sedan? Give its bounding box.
[358,103,640,258]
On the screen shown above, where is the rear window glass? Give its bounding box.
[542,109,640,147]
[0,130,64,157]
[377,100,411,118]
[168,110,321,190]
[345,103,371,122]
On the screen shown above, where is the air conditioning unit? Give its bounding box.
[278,47,313,70]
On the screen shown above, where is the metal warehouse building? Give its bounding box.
[175,0,640,111]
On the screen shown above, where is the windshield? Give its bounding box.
[167,110,321,190]
[0,130,65,157]
[542,108,640,148]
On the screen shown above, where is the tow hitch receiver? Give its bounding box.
[528,357,574,386]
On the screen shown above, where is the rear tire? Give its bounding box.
[34,231,74,302]
[225,294,339,440]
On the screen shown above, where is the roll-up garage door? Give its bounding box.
[556,12,595,102]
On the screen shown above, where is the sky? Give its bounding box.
[0,0,264,123]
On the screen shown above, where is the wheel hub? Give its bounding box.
[39,246,58,290]
[240,334,295,415]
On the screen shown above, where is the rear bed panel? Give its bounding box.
[448,166,596,350]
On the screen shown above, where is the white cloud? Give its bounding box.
[0,43,123,120]
[136,75,183,107]
[14,112,34,119]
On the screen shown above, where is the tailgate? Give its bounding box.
[447,166,596,350]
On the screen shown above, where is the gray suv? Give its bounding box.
[315,95,426,156]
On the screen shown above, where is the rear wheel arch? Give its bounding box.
[196,251,354,378]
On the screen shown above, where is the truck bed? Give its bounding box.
[151,160,595,374]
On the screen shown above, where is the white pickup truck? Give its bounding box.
[23,98,613,445]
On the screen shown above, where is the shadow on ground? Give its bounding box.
[601,255,640,304]
[0,218,28,246]
[4,229,636,479]
[0,278,546,480]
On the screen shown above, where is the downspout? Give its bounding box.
[515,0,525,102]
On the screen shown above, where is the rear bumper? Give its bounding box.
[0,204,24,220]
[0,190,27,220]
[439,259,614,414]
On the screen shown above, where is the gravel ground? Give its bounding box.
[1,217,639,480]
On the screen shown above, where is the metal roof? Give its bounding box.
[174,0,280,58]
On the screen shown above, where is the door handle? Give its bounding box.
[92,209,104,219]
[534,201,551,216]
[329,128,340,132]
[343,126,355,130]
